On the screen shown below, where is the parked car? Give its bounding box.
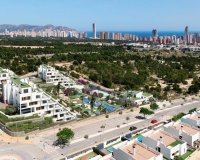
[129,126,137,131]
[151,119,158,124]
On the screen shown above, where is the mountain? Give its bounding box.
[0,24,77,32]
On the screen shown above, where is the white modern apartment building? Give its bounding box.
[181,112,200,128]
[141,129,187,159]
[2,75,76,122]
[0,68,14,84]
[112,140,163,160]
[119,90,153,105]
[164,122,200,147]
[38,64,84,90]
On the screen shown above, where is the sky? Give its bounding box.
[0,0,200,31]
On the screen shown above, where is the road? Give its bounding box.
[0,99,199,160]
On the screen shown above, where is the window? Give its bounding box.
[36,95,40,99]
[24,89,28,93]
[42,100,47,104]
[22,96,30,101]
[2,74,6,77]
[29,101,37,106]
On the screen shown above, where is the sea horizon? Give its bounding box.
[86,31,200,38]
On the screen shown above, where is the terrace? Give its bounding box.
[151,131,178,147]
[11,76,30,88]
[113,141,162,160]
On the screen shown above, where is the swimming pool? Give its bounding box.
[137,136,143,143]
[83,98,116,112]
[107,147,113,153]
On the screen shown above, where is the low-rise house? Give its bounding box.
[164,121,200,147]
[141,129,187,159]
[112,140,163,160]
[2,76,76,121]
[119,90,153,105]
[181,112,200,128]
[38,64,84,90]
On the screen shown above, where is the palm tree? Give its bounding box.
[90,93,96,113]
[57,82,61,98]
[80,95,84,107]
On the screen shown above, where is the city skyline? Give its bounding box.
[0,0,200,31]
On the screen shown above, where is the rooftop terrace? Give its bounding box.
[121,141,159,160]
[151,131,177,147]
[11,76,30,88]
[174,123,199,135]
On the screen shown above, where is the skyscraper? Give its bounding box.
[152,29,158,42]
[184,26,189,44]
[152,29,158,37]
[93,23,96,39]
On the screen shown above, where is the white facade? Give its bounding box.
[3,75,76,122]
[164,122,200,147]
[141,129,187,159]
[38,65,84,90]
[0,68,14,84]
[181,112,200,128]
[119,90,153,105]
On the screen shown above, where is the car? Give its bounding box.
[151,119,158,124]
[129,126,137,131]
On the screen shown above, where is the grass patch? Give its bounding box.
[169,140,183,147]
[172,113,185,121]
[0,112,39,124]
[7,117,53,133]
[180,148,195,159]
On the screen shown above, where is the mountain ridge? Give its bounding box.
[0,24,77,32]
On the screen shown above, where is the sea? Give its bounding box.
[86,31,186,38]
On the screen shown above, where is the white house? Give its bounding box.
[164,121,200,147]
[141,129,187,159]
[181,112,200,128]
[38,64,84,90]
[112,139,163,160]
[119,90,153,105]
[2,75,76,122]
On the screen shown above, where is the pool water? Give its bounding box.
[83,98,117,112]
[107,147,113,153]
[137,136,143,142]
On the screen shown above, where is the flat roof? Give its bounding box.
[174,123,199,135]
[190,114,200,121]
[151,131,176,146]
[11,76,30,88]
[0,68,7,74]
[121,142,158,160]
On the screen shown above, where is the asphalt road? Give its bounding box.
[0,99,200,160]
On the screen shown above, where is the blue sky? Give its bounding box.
[0,0,200,31]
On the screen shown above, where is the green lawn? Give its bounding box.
[180,149,195,159]
[169,140,183,147]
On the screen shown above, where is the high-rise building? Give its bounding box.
[152,29,158,37]
[104,32,110,39]
[99,32,105,39]
[93,23,96,39]
[152,29,158,42]
[184,26,189,44]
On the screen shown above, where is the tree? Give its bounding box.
[139,107,154,118]
[56,82,61,98]
[90,93,96,112]
[56,128,74,145]
[150,103,159,110]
